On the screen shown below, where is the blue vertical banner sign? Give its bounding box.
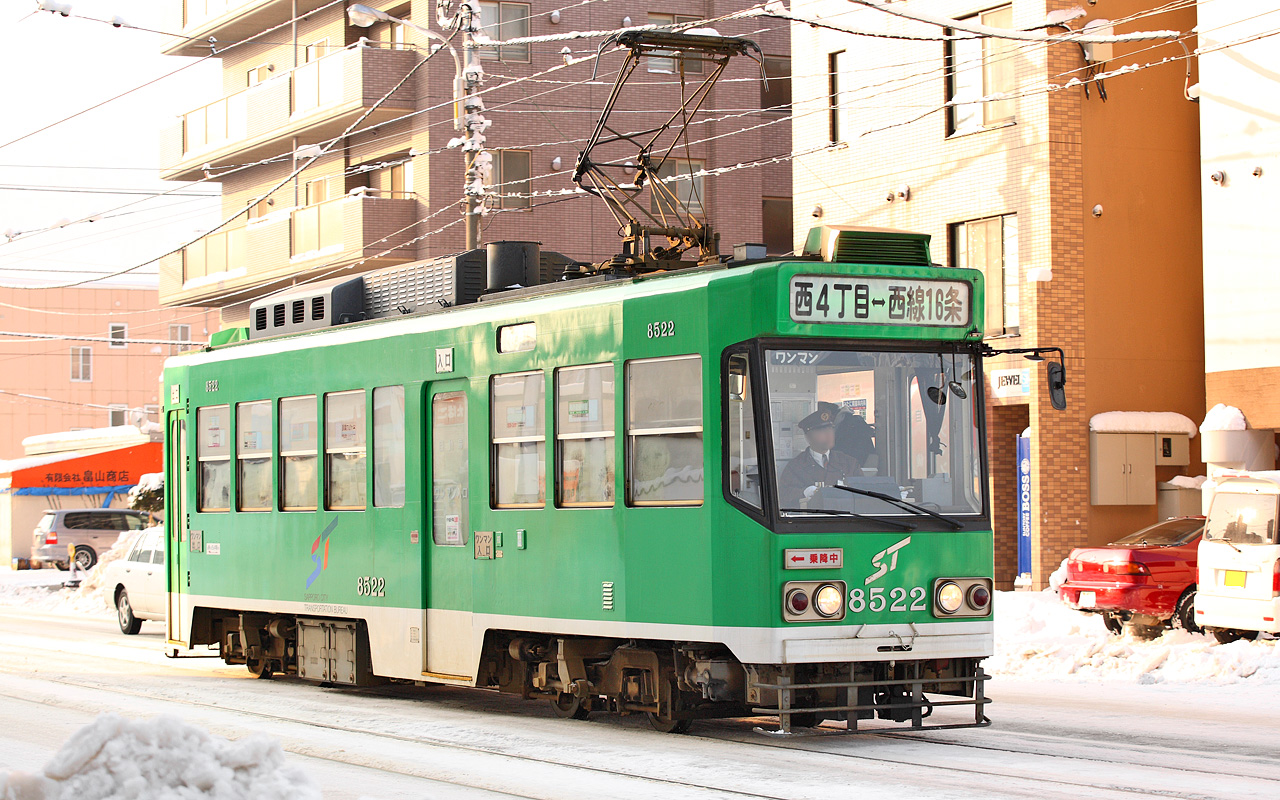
[1016,433,1032,580]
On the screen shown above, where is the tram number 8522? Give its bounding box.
[850,586,927,613]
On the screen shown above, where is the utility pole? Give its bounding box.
[346,2,490,251]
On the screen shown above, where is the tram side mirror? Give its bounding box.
[1047,361,1067,410]
[728,355,747,401]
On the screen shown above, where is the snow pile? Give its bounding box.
[0,714,320,800]
[0,529,145,616]
[1201,403,1247,432]
[1089,411,1198,437]
[68,527,151,612]
[1166,474,1207,490]
[989,591,1280,685]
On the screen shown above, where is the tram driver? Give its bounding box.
[779,405,860,508]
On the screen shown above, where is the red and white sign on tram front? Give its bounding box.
[784,548,844,569]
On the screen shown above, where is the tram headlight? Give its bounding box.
[813,584,843,618]
[936,581,964,615]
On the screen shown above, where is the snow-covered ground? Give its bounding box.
[1,569,1279,799]
[990,590,1280,687]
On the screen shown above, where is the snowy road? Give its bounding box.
[2,605,1278,799]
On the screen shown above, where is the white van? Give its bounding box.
[1196,475,1280,642]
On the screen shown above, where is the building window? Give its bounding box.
[478,2,529,62]
[431,391,469,545]
[169,324,191,355]
[951,213,1018,336]
[372,385,405,508]
[108,323,127,348]
[236,400,272,512]
[246,64,273,86]
[305,177,329,206]
[946,5,1016,135]
[197,405,231,512]
[247,197,273,220]
[280,395,318,511]
[491,371,545,508]
[650,159,704,216]
[305,39,330,62]
[762,197,792,255]
[325,390,367,510]
[485,150,531,210]
[108,404,128,427]
[648,14,702,74]
[828,51,844,143]
[626,355,703,506]
[70,347,92,382]
[761,56,791,111]
[556,364,615,507]
[144,404,160,421]
[368,17,409,49]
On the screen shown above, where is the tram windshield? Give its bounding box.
[749,348,983,519]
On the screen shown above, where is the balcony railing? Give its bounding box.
[160,195,419,306]
[161,45,416,180]
[291,197,346,258]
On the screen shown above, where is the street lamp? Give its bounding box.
[346,3,487,250]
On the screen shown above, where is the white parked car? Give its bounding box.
[1196,475,1280,642]
[101,527,166,634]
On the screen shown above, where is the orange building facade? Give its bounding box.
[0,285,218,457]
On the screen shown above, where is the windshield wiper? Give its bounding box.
[1205,535,1242,553]
[827,485,964,530]
[781,508,916,532]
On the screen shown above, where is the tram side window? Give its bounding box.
[491,371,545,508]
[432,391,469,545]
[373,385,406,508]
[280,395,318,511]
[236,400,272,512]
[556,364,615,507]
[626,355,703,506]
[325,390,367,511]
[726,354,761,509]
[196,405,231,512]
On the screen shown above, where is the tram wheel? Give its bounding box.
[645,711,692,734]
[247,658,274,679]
[550,692,591,720]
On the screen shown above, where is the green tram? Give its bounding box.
[161,226,1000,733]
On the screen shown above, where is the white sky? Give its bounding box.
[0,0,221,287]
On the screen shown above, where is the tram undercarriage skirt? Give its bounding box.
[747,664,991,735]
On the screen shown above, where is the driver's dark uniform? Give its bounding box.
[779,447,859,508]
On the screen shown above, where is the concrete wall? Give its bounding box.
[1199,0,1280,427]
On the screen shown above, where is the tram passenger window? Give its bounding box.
[279,395,318,511]
[726,354,761,509]
[432,391,468,545]
[196,405,230,512]
[325,390,367,510]
[626,355,703,506]
[556,364,615,507]
[491,372,545,507]
[236,400,272,512]
[373,385,406,508]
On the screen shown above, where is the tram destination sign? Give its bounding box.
[789,275,972,327]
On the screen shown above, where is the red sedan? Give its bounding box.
[1059,517,1204,638]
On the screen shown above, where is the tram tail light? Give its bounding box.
[786,588,810,615]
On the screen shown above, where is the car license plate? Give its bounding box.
[1079,590,1096,607]
[1224,570,1246,588]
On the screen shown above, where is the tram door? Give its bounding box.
[424,380,473,678]
[166,411,189,646]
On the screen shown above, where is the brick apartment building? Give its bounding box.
[0,285,218,457]
[791,0,1204,588]
[157,0,792,323]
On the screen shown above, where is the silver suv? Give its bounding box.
[31,509,151,570]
